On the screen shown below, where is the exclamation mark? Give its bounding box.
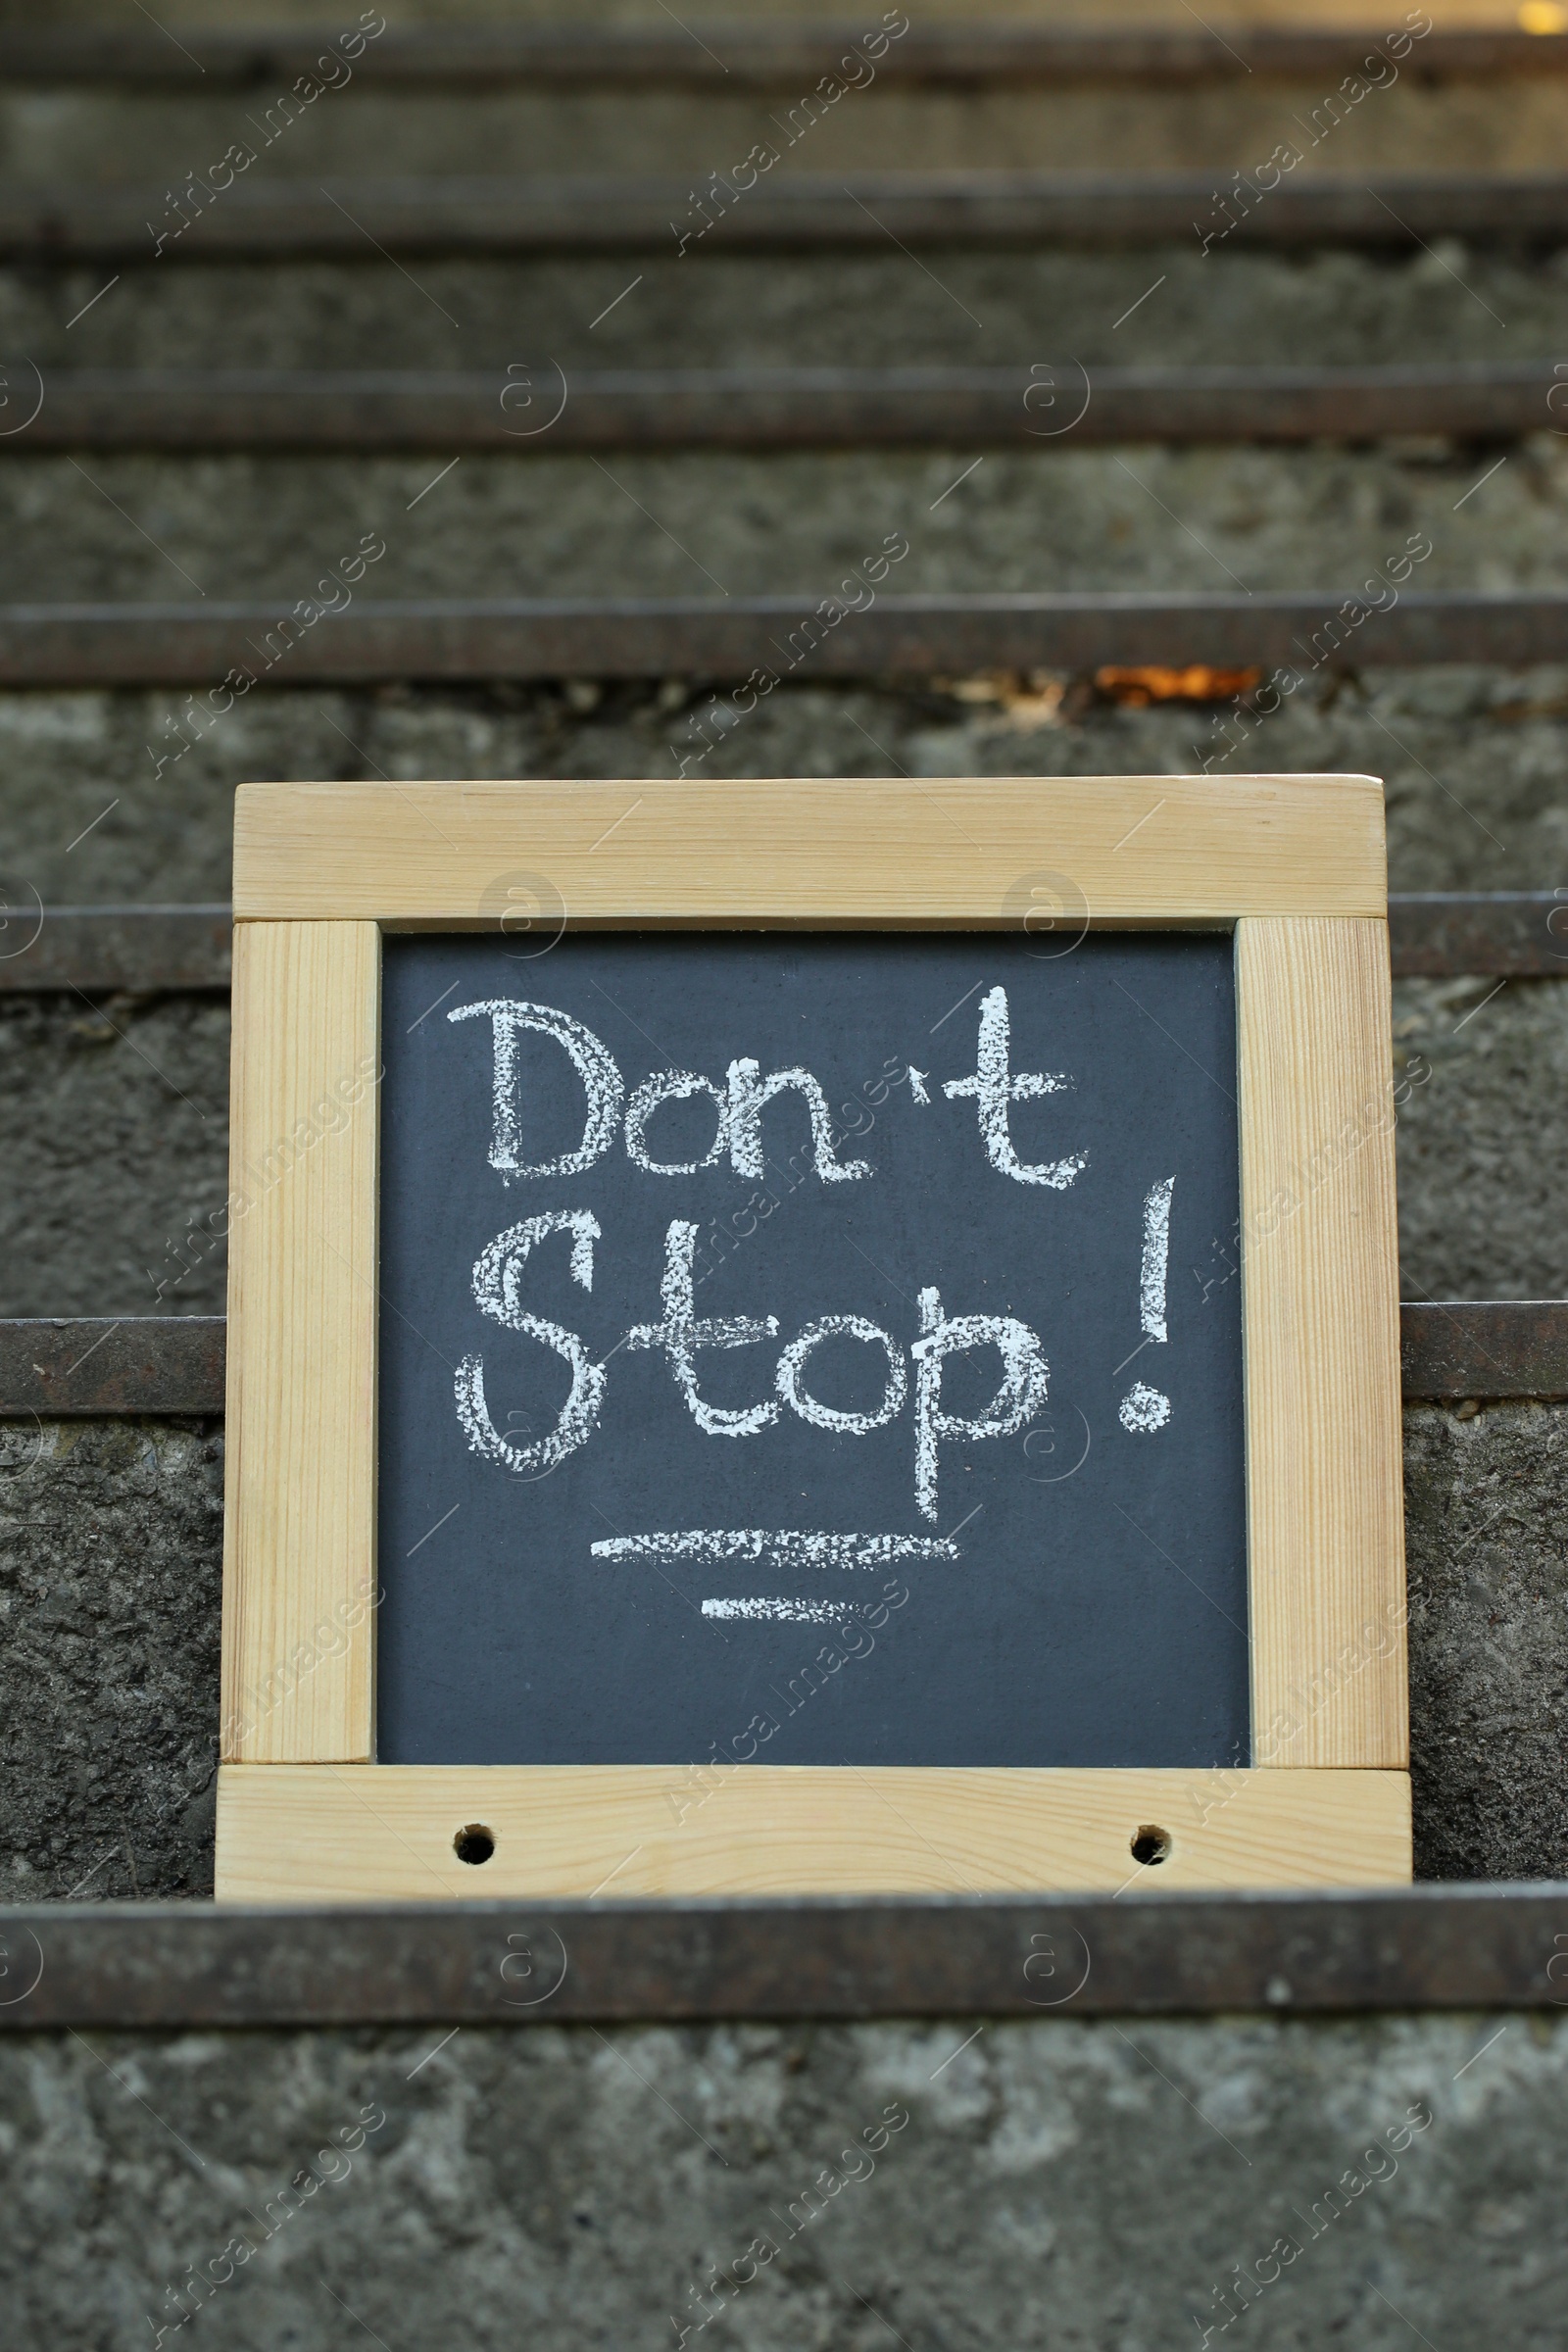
[1120,1176,1174,1433]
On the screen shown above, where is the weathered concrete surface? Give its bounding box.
[0,1419,220,1905]
[1394,979,1568,1303]
[0,1403,1561,1899]
[0,995,229,1318]
[1,436,1562,602]
[2,666,1566,911]
[9,245,1560,374]
[5,72,1565,182]
[0,2007,1560,2350]
[3,0,1539,25]
[1406,1400,1568,1884]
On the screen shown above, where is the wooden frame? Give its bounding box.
[219,777,1408,1901]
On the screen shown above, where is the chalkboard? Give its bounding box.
[376,932,1248,1771]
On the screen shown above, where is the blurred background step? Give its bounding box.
[0,445,1557,604]
[0,11,1564,181]
[1,0,1547,20]
[4,24,1566,86]
[4,175,1568,254]
[4,362,1562,448]
[11,247,1560,371]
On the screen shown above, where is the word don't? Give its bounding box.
[449,982,1087,1191]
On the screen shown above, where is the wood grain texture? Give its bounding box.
[1238,917,1407,1770]
[215,1765,1412,1901]
[232,777,1388,924]
[221,920,380,1764]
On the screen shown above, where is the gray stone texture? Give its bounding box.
[0,2005,1561,2350]
[2,666,1565,910]
[2,0,1539,23]
[2,437,1563,603]
[1406,1400,1568,1884]
[0,992,230,1318]
[0,1399,1560,1900]
[1394,978,1568,1303]
[5,73,1565,182]
[3,244,1560,373]
[0,1418,221,1906]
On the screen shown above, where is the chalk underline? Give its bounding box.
[703,1595,859,1623]
[590,1529,960,1622]
[588,1530,960,1566]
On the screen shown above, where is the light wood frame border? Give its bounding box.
[220,777,1407,1900]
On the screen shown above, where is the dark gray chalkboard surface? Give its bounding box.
[377,933,1248,1769]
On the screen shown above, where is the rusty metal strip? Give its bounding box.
[0,900,1558,998]
[0,1305,1564,1418]
[4,173,1565,261]
[0,1319,225,1417]
[1390,893,1568,977]
[1,1888,1568,2025]
[7,365,1563,452]
[0,905,232,992]
[0,27,1563,86]
[0,591,1564,684]
[1400,1301,1568,1400]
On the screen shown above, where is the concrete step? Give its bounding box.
[0,0,1543,24]
[4,81,1566,182]
[5,172,1568,264]
[0,1965,1564,2352]
[0,670,1560,907]
[0,441,1553,604]
[9,244,1555,373]
[0,994,230,1316]
[0,16,1563,181]
[8,21,1566,87]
